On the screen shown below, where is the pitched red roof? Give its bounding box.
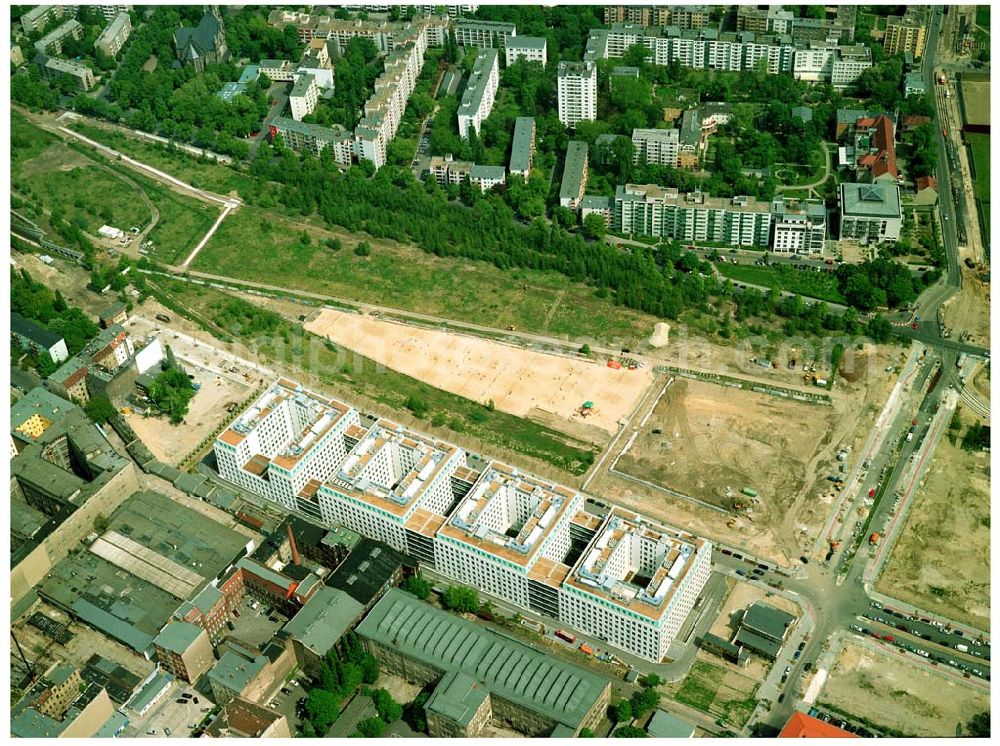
[916,176,938,192]
[779,712,858,738]
[902,114,931,129]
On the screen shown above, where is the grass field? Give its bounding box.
[31,166,152,235]
[669,659,758,728]
[148,277,600,477]
[975,6,989,27]
[717,262,846,304]
[966,132,990,240]
[193,209,663,344]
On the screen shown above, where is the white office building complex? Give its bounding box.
[214,380,713,662]
[557,60,597,129]
[771,198,827,254]
[631,128,681,166]
[829,44,873,88]
[457,48,499,138]
[504,35,547,67]
[615,185,773,247]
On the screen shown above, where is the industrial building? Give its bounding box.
[838,182,903,243]
[11,663,117,738]
[284,586,365,675]
[153,621,215,683]
[733,601,796,660]
[214,379,713,662]
[357,589,611,736]
[557,60,597,128]
[457,48,500,138]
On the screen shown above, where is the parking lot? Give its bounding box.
[125,680,215,738]
[229,596,289,649]
[262,676,309,735]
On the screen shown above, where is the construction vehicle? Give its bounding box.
[727,519,737,529]
[607,360,622,369]
[555,629,576,644]
[155,313,171,323]
[579,643,594,656]
[507,325,516,331]
[869,532,881,546]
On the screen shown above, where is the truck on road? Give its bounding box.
[869,532,881,546]
[956,644,969,653]
[555,629,577,644]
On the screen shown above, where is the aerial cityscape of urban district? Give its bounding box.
[7,2,991,739]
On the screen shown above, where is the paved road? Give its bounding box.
[774,140,832,195]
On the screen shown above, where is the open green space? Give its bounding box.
[966,132,990,241]
[193,209,662,344]
[717,262,846,305]
[148,276,599,476]
[976,7,990,27]
[671,659,758,728]
[31,166,152,236]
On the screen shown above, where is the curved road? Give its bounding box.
[774,140,832,196]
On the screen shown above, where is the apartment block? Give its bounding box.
[829,44,872,89]
[504,35,546,67]
[214,379,714,663]
[38,54,95,91]
[94,11,131,58]
[454,19,516,48]
[559,141,589,210]
[95,5,133,22]
[604,5,710,30]
[34,18,83,55]
[557,60,597,129]
[152,621,215,684]
[614,184,773,247]
[428,154,474,187]
[270,117,354,163]
[21,5,75,34]
[631,128,681,166]
[580,195,614,227]
[289,73,319,121]
[838,183,902,243]
[770,198,827,254]
[884,10,927,58]
[457,48,499,138]
[470,164,506,193]
[11,312,69,364]
[508,116,536,178]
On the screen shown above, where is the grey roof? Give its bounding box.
[94,711,129,737]
[284,586,364,656]
[506,35,546,50]
[458,48,498,119]
[647,709,696,738]
[356,589,610,730]
[840,182,902,219]
[733,627,782,658]
[209,651,268,693]
[470,164,506,181]
[509,116,535,174]
[559,141,589,202]
[272,116,350,142]
[154,620,205,654]
[680,109,701,145]
[580,195,612,211]
[791,106,813,122]
[633,127,679,144]
[612,66,640,77]
[904,71,926,91]
[125,671,173,714]
[424,671,490,725]
[238,64,260,84]
[742,601,795,642]
[99,300,127,320]
[290,72,315,98]
[96,12,130,47]
[10,386,72,433]
[11,311,62,349]
[175,11,222,58]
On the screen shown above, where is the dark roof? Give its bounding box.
[175,11,221,58]
[741,601,795,642]
[733,628,782,658]
[11,312,62,349]
[328,538,412,605]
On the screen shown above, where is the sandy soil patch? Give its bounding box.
[709,579,800,640]
[820,640,989,737]
[876,405,991,630]
[305,308,654,437]
[942,268,990,348]
[617,378,839,516]
[375,672,424,705]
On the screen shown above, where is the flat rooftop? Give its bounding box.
[438,462,578,569]
[617,183,771,213]
[458,48,498,119]
[565,507,707,622]
[323,418,459,519]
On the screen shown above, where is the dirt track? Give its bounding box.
[305,307,654,437]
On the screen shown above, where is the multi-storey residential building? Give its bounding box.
[457,48,499,139]
[508,116,536,178]
[559,141,589,210]
[94,12,131,57]
[738,5,854,42]
[614,184,773,247]
[289,73,318,121]
[34,19,83,55]
[37,54,95,91]
[258,58,296,82]
[21,5,75,34]
[214,380,713,663]
[604,5,710,30]
[838,183,902,243]
[11,312,69,364]
[557,60,597,129]
[504,35,546,67]
[95,5,133,22]
[469,164,506,192]
[770,198,827,254]
[631,128,681,166]
[453,19,516,48]
[270,117,355,162]
[215,379,361,520]
[736,5,769,33]
[580,195,614,227]
[152,621,215,684]
[884,10,927,58]
[428,154,474,187]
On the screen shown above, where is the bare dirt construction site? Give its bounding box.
[942,267,990,348]
[304,307,654,439]
[875,404,991,631]
[819,640,989,737]
[592,345,900,564]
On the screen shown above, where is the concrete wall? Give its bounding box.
[11,542,53,606]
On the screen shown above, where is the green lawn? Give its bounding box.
[32,166,152,235]
[193,209,662,344]
[149,277,599,476]
[966,132,990,241]
[976,6,990,27]
[718,262,846,304]
[671,659,759,728]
